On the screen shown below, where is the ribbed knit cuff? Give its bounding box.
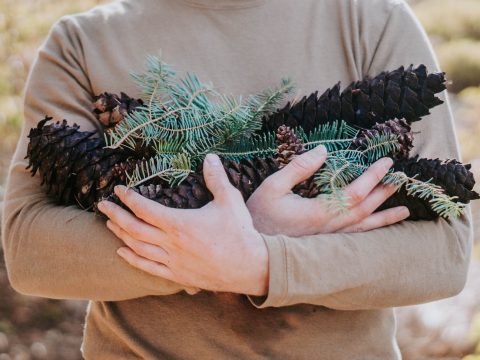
[247,233,288,308]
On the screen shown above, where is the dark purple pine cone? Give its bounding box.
[262,64,446,133]
[377,155,479,220]
[351,119,414,159]
[102,157,280,211]
[93,91,144,130]
[26,116,131,209]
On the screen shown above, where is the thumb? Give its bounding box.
[203,154,238,203]
[272,145,328,192]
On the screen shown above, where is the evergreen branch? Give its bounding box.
[247,78,295,119]
[359,133,401,162]
[126,153,192,188]
[383,171,465,219]
[301,121,359,152]
[214,133,278,160]
[104,106,190,149]
[152,138,186,156]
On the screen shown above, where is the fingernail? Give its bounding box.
[315,145,327,155]
[114,185,126,195]
[117,248,127,256]
[97,201,107,212]
[205,154,221,166]
[382,157,394,170]
[401,206,410,217]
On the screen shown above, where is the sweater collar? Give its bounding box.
[178,0,267,10]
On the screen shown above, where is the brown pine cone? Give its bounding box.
[93,91,144,130]
[25,116,129,208]
[378,155,479,220]
[352,119,414,159]
[275,125,306,168]
[102,157,280,211]
[262,64,446,133]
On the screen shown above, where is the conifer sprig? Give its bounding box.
[382,172,464,219]
[105,55,294,181]
[314,150,465,218]
[126,152,192,187]
[98,55,472,219]
[214,121,359,160]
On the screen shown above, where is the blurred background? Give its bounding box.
[0,0,478,359]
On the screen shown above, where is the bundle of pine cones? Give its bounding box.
[26,65,479,220]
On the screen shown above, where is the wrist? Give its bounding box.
[243,231,269,296]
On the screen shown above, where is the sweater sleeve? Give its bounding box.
[1,17,198,301]
[248,1,474,310]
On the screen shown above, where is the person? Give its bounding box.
[1,0,473,358]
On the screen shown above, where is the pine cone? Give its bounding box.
[93,91,155,159]
[275,125,305,168]
[262,64,446,133]
[104,158,279,210]
[352,119,414,159]
[26,116,130,209]
[378,155,480,220]
[28,117,477,221]
[110,158,147,184]
[273,125,320,197]
[93,92,144,130]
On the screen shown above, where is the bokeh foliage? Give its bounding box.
[0,0,107,183]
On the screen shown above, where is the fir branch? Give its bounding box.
[246,78,295,120]
[151,138,185,156]
[214,133,278,160]
[126,153,192,188]
[382,171,465,219]
[99,54,468,220]
[359,132,402,162]
[301,121,359,152]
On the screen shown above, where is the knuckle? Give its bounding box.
[227,187,243,203]
[166,216,181,234]
[129,240,146,255]
[351,226,364,233]
[125,191,141,209]
[218,182,232,196]
[128,255,140,267]
[129,227,143,240]
[348,189,364,205]
[354,206,370,220]
[123,220,142,238]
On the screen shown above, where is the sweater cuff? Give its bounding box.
[247,233,288,308]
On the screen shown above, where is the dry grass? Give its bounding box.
[437,41,480,93]
[457,87,480,162]
[414,0,480,41]
[412,0,480,94]
[0,0,108,183]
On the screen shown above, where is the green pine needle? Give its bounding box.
[104,54,467,220]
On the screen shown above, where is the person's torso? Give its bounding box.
[76,0,402,358]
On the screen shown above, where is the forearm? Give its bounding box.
[250,208,472,310]
[1,16,197,301]
[250,1,474,309]
[2,161,197,300]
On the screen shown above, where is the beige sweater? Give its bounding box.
[1,0,474,358]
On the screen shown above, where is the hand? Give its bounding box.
[97,154,269,296]
[246,146,410,237]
